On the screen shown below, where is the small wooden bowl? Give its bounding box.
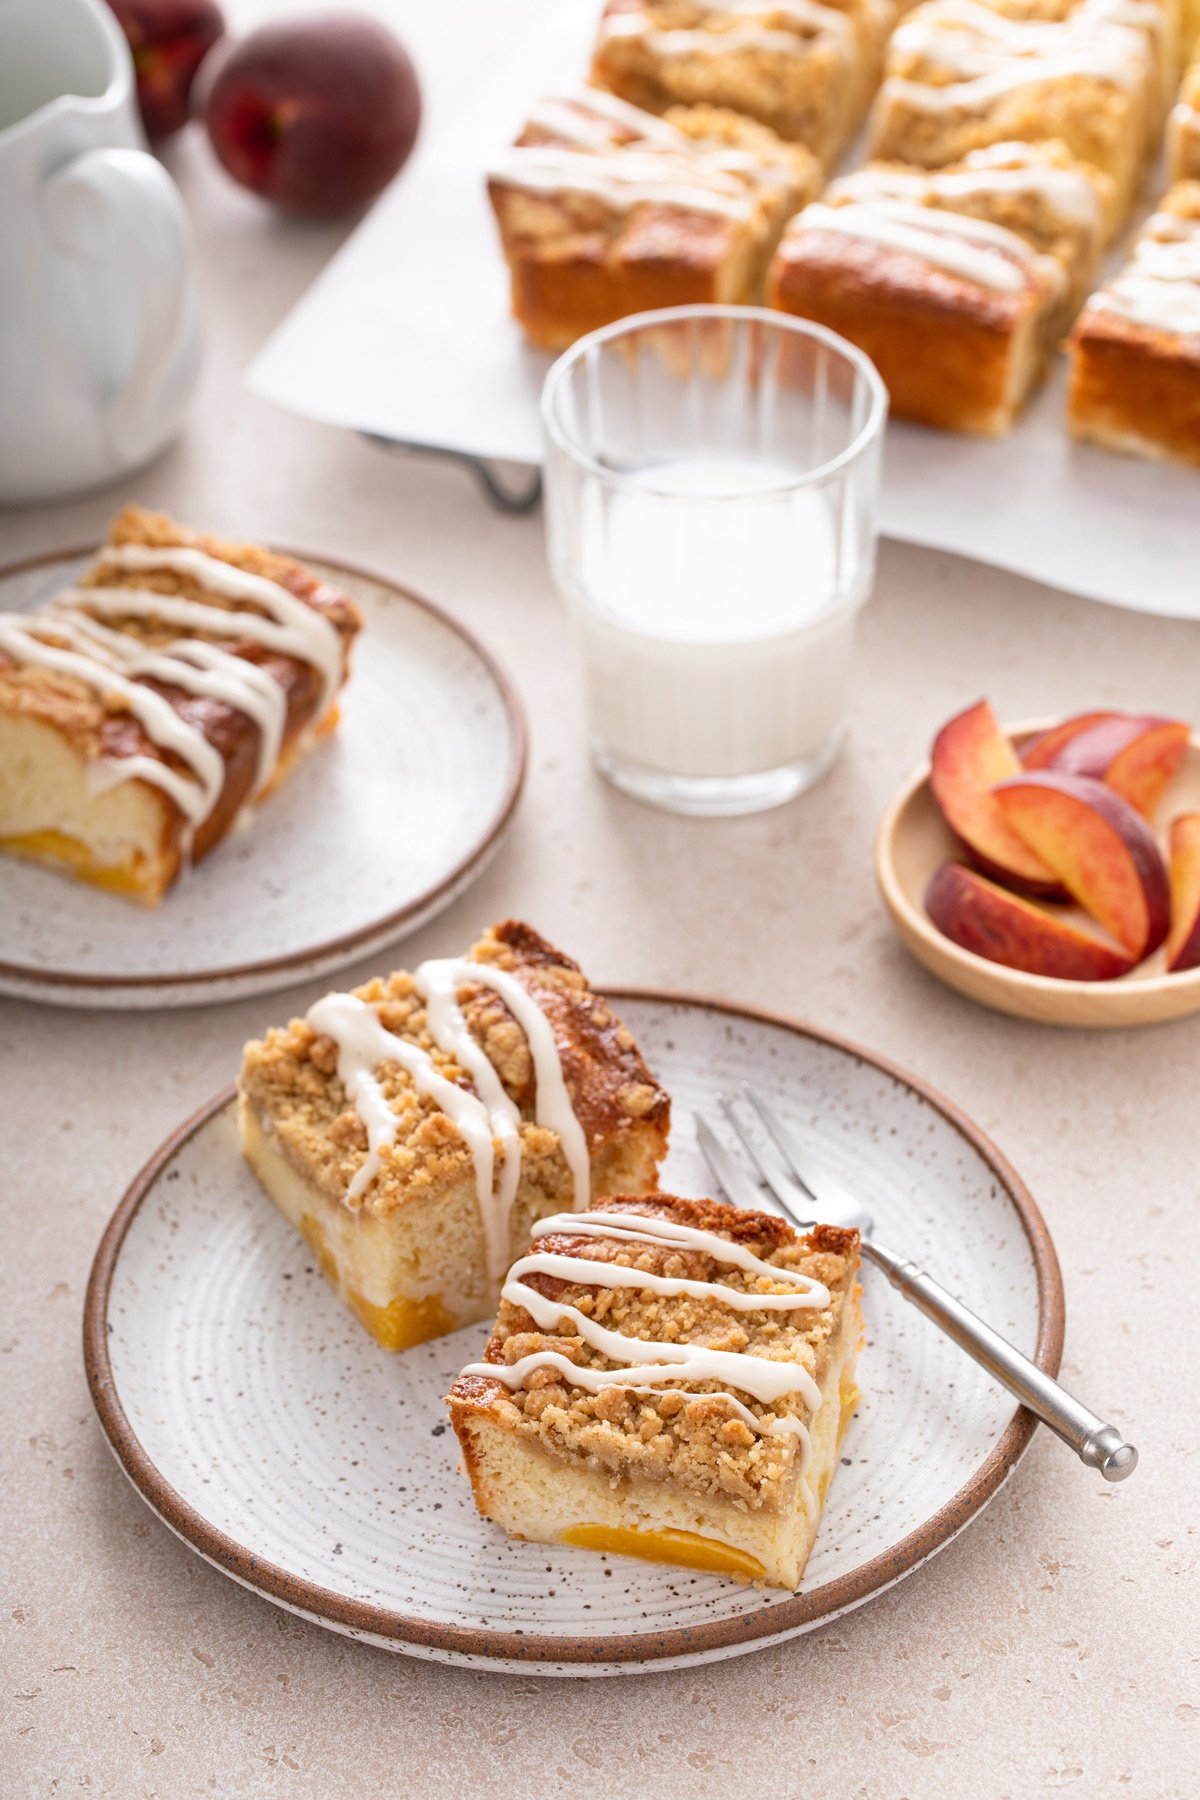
[875,721,1200,1028]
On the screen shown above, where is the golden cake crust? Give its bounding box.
[449,1193,860,1510]
[769,222,1048,434]
[239,921,672,1219]
[1066,182,1200,468]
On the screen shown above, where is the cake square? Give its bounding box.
[589,0,891,166]
[0,506,361,904]
[768,142,1108,433]
[869,0,1156,223]
[1066,181,1200,467]
[239,922,672,1352]
[488,88,820,350]
[448,1194,863,1590]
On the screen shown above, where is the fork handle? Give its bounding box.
[863,1239,1137,1481]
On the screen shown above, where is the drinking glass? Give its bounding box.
[541,305,887,816]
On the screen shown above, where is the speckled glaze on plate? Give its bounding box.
[0,549,526,1009]
[84,994,1063,1676]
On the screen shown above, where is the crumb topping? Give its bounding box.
[451,1195,860,1509]
[239,921,671,1217]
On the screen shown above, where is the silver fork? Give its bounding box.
[696,1085,1137,1482]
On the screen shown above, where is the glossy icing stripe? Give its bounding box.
[798,199,1055,292]
[1088,211,1200,334]
[94,544,344,712]
[599,5,854,51]
[416,958,591,1213]
[489,145,756,217]
[459,1208,831,1465]
[305,991,499,1208]
[833,151,1102,231]
[51,601,287,798]
[412,959,523,1285]
[0,616,222,827]
[305,959,592,1269]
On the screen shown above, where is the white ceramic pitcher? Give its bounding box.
[0,0,202,504]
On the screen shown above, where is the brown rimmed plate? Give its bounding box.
[0,547,526,1009]
[83,991,1063,1675]
[876,721,1200,1029]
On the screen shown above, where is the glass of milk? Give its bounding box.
[542,306,887,815]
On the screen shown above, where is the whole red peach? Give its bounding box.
[203,13,421,216]
[106,0,226,139]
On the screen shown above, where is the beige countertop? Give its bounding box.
[3,8,1198,1793]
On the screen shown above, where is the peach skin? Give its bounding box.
[925,862,1135,981]
[930,700,1061,896]
[992,772,1170,960]
[1166,814,1200,973]
[1051,716,1190,818]
[1021,712,1120,770]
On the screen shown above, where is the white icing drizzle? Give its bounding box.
[833,148,1102,233]
[599,7,854,54]
[520,89,801,196]
[524,90,689,152]
[55,583,336,677]
[304,957,593,1280]
[95,544,344,714]
[1088,209,1200,335]
[799,197,1063,293]
[0,616,222,825]
[412,961,524,1285]
[50,592,287,797]
[1,542,347,844]
[885,0,1149,106]
[306,991,500,1209]
[489,144,756,217]
[459,1208,833,1457]
[413,958,591,1214]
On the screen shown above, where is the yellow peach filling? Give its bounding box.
[816,1378,861,1506]
[298,1214,453,1353]
[0,828,150,896]
[345,1289,455,1353]
[560,1524,768,1580]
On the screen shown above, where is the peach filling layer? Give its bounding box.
[0,828,149,895]
[560,1525,768,1580]
[298,1214,453,1353]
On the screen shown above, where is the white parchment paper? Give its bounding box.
[247,0,1200,618]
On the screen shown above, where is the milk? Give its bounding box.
[567,455,866,783]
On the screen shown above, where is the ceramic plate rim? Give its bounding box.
[0,545,528,1002]
[875,719,1200,1022]
[83,989,1065,1670]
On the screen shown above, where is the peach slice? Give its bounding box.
[1051,715,1190,818]
[992,772,1170,959]
[1021,711,1122,770]
[1166,814,1200,974]
[930,700,1060,895]
[925,862,1135,981]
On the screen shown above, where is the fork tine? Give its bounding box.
[739,1085,863,1222]
[694,1114,763,1213]
[714,1095,811,1232]
[718,1092,813,1214]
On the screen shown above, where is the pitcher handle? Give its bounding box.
[42,146,201,468]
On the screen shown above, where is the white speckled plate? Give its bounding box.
[84,994,1063,1675]
[0,549,525,1009]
